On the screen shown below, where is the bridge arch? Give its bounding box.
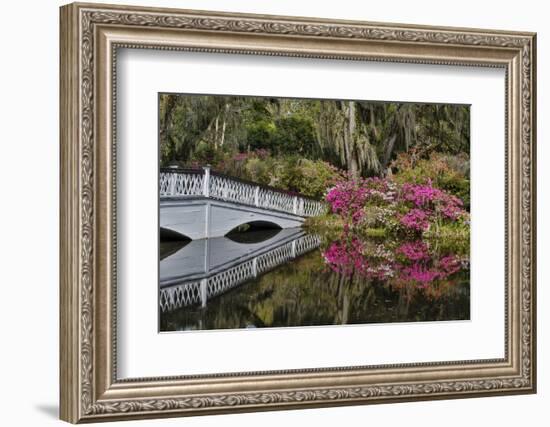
[160,199,306,240]
[226,222,282,243]
[226,220,282,234]
[160,227,191,241]
[208,203,301,240]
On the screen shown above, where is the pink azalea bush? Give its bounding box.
[401,182,464,220]
[395,253,463,289]
[326,177,468,234]
[396,240,429,261]
[322,237,369,277]
[322,176,468,292]
[325,177,397,225]
[399,208,430,232]
[397,264,440,287]
[325,180,369,225]
[323,237,465,290]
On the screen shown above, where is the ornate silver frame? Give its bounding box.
[60,2,536,423]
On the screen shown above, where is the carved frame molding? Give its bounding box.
[60,2,536,423]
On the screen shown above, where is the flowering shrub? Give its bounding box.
[391,151,470,209]
[399,208,430,232]
[400,182,465,221]
[322,176,469,294]
[396,240,429,261]
[326,180,369,224]
[395,253,463,289]
[325,177,398,225]
[322,237,369,277]
[322,236,466,292]
[326,177,467,235]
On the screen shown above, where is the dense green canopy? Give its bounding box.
[160,94,469,179]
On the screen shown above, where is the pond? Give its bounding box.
[159,227,470,332]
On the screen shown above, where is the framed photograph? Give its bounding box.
[60,2,537,423]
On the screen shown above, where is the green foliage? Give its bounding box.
[272,116,317,156]
[306,209,469,247]
[191,141,230,166]
[219,154,344,199]
[245,113,317,157]
[275,158,344,199]
[159,94,471,195]
[391,151,470,209]
[245,120,277,151]
[415,104,470,156]
[243,156,275,186]
[303,214,346,238]
[424,221,470,256]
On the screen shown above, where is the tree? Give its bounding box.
[160,94,470,179]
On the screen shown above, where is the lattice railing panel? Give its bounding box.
[160,169,326,217]
[302,198,327,216]
[159,280,202,312]
[256,243,292,274]
[159,234,322,312]
[209,175,256,205]
[257,188,295,213]
[207,261,254,298]
[295,234,322,254]
[160,172,204,197]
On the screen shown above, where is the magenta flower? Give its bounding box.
[323,238,368,277]
[399,209,430,232]
[401,182,441,207]
[398,264,440,287]
[396,240,429,261]
[438,255,462,276]
[400,182,465,221]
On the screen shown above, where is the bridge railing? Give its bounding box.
[160,166,326,217]
[159,233,321,312]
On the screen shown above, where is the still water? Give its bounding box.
[159,227,470,332]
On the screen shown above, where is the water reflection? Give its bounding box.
[160,240,190,261]
[226,226,282,244]
[160,229,470,331]
[160,228,309,286]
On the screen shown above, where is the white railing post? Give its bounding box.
[252,257,258,277]
[202,166,210,198]
[291,240,296,258]
[169,173,176,196]
[293,196,298,215]
[200,278,208,308]
[254,186,260,207]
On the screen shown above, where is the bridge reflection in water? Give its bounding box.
[159,228,321,313]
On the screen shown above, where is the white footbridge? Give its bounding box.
[159,228,321,312]
[160,167,326,240]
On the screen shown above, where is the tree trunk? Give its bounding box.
[382,134,398,170]
[220,103,229,147]
[346,101,359,178]
[214,116,219,148]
